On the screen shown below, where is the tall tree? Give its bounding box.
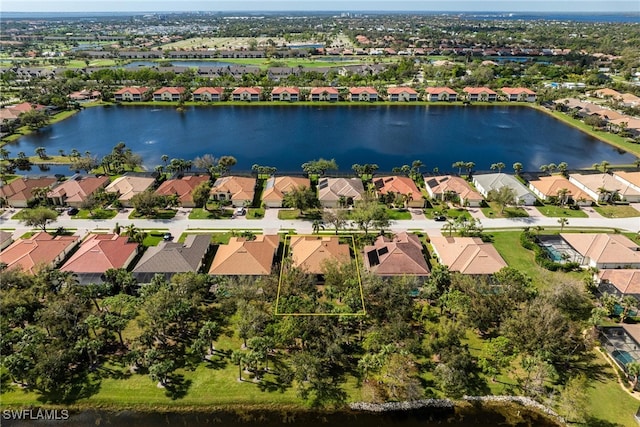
[19,207,57,232]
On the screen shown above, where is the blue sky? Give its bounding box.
[3,0,638,13]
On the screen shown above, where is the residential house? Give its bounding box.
[133,234,212,282]
[424,175,484,207]
[104,175,156,207]
[600,324,640,375]
[463,87,498,102]
[289,236,351,275]
[68,90,101,101]
[387,87,418,102]
[363,232,430,277]
[615,171,640,193]
[192,87,224,101]
[569,173,640,203]
[430,236,508,275]
[47,175,110,207]
[271,87,300,102]
[154,175,210,208]
[472,173,537,206]
[559,233,640,269]
[60,234,139,283]
[425,87,458,102]
[598,269,640,302]
[501,87,537,102]
[209,235,279,276]
[620,93,640,107]
[0,177,57,208]
[262,176,311,208]
[309,87,339,102]
[232,87,261,102]
[593,88,623,100]
[113,87,150,102]
[317,177,365,208]
[609,117,640,137]
[210,176,256,207]
[349,87,378,102]
[0,232,79,274]
[152,87,186,101]
[527,175,593,206]
[373,176,424,208]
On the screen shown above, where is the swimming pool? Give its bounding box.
[613,350,635,366]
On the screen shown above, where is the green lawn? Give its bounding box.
[72,208,117,220]
[535,204,589,218]
[129,209,177,220]
[11,209,59,220]
[247,208,265,219]
[277,209,302,220]
[480,201,529,219]
[188,208,234,219]
[386,208,411,220]
[424,203,472,220]
[142,231,166,247]
[594,205,640,218]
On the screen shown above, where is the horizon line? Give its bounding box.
[3,10,640,14]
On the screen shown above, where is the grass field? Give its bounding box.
[481,201,529,219]
[72,208,117,220]
[535,205,589,218]
[594,204,640,218]
[386,208,412,220]
[129,209,177,220]
[189,208,234,219]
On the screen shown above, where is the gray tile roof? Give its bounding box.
[133,234,211,276]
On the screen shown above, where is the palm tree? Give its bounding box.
[512,162,523,176]
[557,217,569,232]
[231,350,245,381]
[34,147,47,159]
[312,219,324,234]
[490,162,505,173]
[620,296,637,323]
[464,161,475,177]
[442,219,455,237]
[452,161,465,175]
[634,159,640,170]
[557,162,568,177]
[556,188,570,206]
[626,361,640,390]
[599,160,610,173]
[161,154,169,166]
[597,187,610,203]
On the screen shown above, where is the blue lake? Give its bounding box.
[9,105,635,175]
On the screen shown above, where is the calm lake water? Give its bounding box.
[10,105,635,174]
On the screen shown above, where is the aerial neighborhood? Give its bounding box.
[1,8,640,426]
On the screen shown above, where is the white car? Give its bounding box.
[235,207,247,216]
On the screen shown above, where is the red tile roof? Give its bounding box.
[114,87,150,95]
[9,102,47,113]
[60,234,138,273]
[153,86,186,95]
[387,87,418,95]
[0,177,57,205]
[47,175,110,204]
[310,87,339,95]
[155,175,210,205]
[425,87,457,95]
[463,86,497,95]
[349,87,378,95]
[193,87,224,95]
[272,87,300,95]
[501,87,536,95]
[232,87,262,95]
[0,232,79,274]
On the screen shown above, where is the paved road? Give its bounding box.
[2,208,638,239]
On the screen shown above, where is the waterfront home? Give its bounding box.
[309,87,339,101]
[69,89,101,101]
[118,51,162,59]
[424,175,484,207]
[598,269,640,302]
[210,176,256,207]
[232,87,261,102]
[0,176,57,208]
[600,324,640,377]
[105,175,156,207]
[271,87,300,102]
[614,171,640,193]
[317,177,365,208]
[152,86,186,102]
[192,87,224,101]
[527,175,593,206]
[500,87,537,102]
[472,173,537,206]
[593,88,623,100]
[463,87,497,102]
[559,233,640,269]
[133,234,212,282]
[47,175,110,208]
[261,176,311,208]
[0,232,79,275]
[60,234,139,283]
[114,87,151,102]
[363,232,430,277]
[429,236,507,275]
[620,93,640,107]
[569,173,640,203]
[425,87,458,102]
[609,117,640,137]
[373,176,424,208]
[154,175,210,208]
[7,102,47,114]
[289,236,350,275]
[387,87,418,102]
[209,235,279,276]
[349,87,379,102]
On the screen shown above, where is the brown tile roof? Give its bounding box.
[262,176,310,204]
[211,176,256,202]
[105,175,155,201]
[134,234,211,274]
[615,171,640,188]
[560,233,640,266]
[289,236,350,274]
[528,175,593,202]
[430,236,507,275]
[364,232,429,276]
[599,269,640,295]
[155,175,209,205]
[0,232,78,274]
[60,234,138,273]
[373,176,421,202]
[209,235,279,275]
[425,175,483,202]
[47,175,110,203]
[0,177,57,205]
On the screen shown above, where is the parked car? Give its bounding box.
[163,233,172,241]
[235,207,247,216]
[67,207,79,215]
[434,215,447,221]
